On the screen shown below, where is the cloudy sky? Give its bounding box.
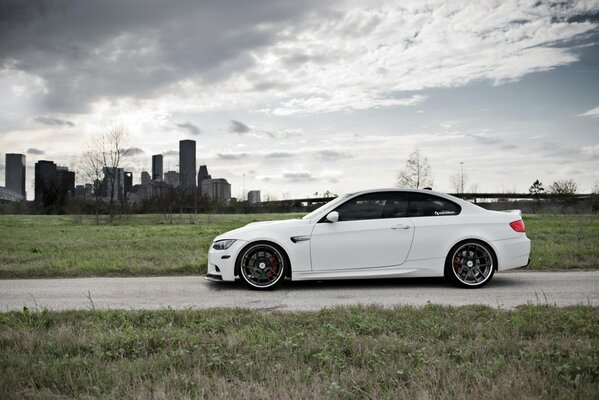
[1,0,598,199]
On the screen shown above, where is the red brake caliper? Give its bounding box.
[269,256,279,278]
[453,256,461,273]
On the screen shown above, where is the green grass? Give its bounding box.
[0,305,597,399]
[0,214,301,279]
[525,214,599,270]
[0,213,597,279]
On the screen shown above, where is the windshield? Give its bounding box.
[302,194,351,220]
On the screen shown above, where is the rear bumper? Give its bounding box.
[492,235,531,272]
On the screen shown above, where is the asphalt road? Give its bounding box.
[0,271,597,312]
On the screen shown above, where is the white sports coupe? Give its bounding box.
[206,189,531,289]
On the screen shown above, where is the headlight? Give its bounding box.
[212,239,236,250]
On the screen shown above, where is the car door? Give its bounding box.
[404,192,463,261]
[310,191,414,271]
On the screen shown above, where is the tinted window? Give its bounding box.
[333,192,409,222]
[408,193,461,217]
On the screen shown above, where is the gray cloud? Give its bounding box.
[163,150,179,156]
[282,172,315,182]
[0,1,321,113]
[228,120,251,134]
[539,142,579,159]
[123,147,145,156]
[217,152,248,160]
[264,151,295,158]
[467,133,502,145]
[33,116,75,127]
[315,150,352,160]
[176,121,201,135]
[26,148,45,155]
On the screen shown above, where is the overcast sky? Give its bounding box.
[1,0,598,199]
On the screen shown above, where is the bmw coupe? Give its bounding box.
[206,189,531,289]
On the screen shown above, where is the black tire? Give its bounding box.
[236,241,288,290]
[445,240,496,289]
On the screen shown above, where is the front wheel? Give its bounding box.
[445,241,495,288]
[237,242,287,290]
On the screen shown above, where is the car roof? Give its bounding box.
[346,188,449,197]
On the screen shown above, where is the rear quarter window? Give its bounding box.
[408,193,461,217]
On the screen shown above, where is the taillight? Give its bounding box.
[510,220,525,232]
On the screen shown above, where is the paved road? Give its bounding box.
[0,271,597,312]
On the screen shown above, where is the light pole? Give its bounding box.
[460,161,464,194]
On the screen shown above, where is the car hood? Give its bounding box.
[214,218,310,241]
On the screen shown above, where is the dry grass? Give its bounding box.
[1,305,598,399]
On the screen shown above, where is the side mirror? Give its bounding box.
[326,211,339,223]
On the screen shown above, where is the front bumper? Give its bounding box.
[206,240,247,282]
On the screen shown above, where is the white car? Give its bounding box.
[206,189,531,289]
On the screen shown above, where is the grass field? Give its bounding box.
[0,213,597,279]
[0,305,597,399]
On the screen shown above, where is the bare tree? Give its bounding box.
[450,163,468,194]
[396,149,433,189]
[79,125,131,224]
[548,179,577,196]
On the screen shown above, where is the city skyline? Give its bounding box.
[0,1,598,199]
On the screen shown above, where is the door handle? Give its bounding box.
[391,224,411,230]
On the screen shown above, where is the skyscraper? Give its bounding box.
[141,171,151,185]
[56,167,75,198]
[102,167,125,201]
[164,171,179,187]
[5,153,26,199]
[152,154,163,181]
[35,160,57,202]
[35,161,75,207]
[124,171,133,194]
[179,139,196,191]
[197,164,211,196]
[197,165,210,186]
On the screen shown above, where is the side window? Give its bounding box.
[408,193,461,217]
[333,192,409,222]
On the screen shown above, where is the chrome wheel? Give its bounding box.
[239,244,285,289]
[451,242,494,286]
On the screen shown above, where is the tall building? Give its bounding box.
[197,165,210,186]
[152,154,163,181]
[35,160,57,202]
[56,167,75,198]
[124,171,133,194]
[197,165,211,196]
[102,167,125,201]
[179,139,196,191]
[201,178,231,202]
[5,153,26,199]
[141,171,151,185]
[248,190,261,204]
[164,171,179,187]
[34,161,75,205]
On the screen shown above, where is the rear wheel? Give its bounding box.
[237,242,287,290]
[446,241,495,288]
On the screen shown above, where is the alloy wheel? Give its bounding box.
[239,244,285,289]
[451,242,494,286]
